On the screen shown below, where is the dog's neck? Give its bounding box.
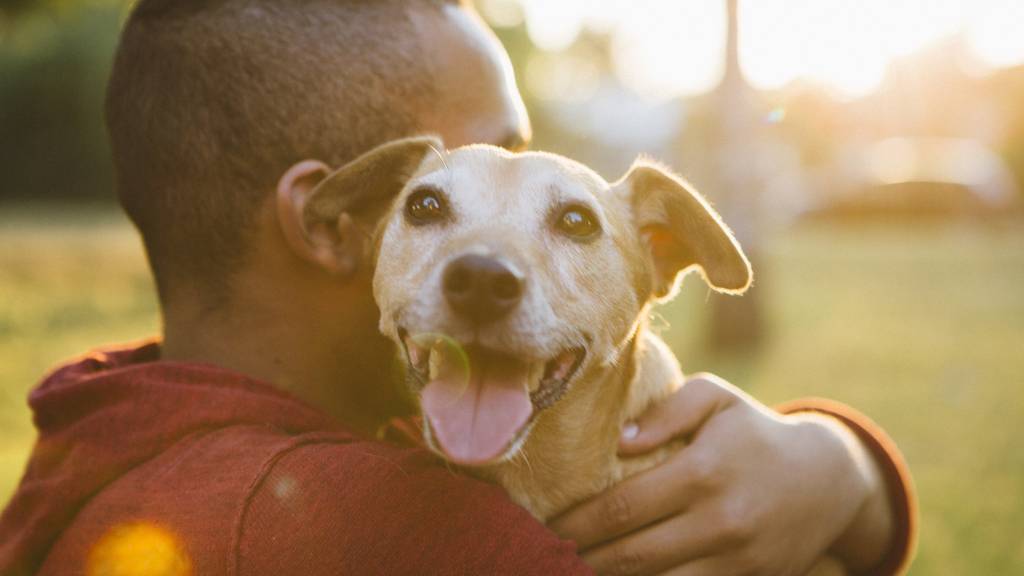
[479,321,683,520]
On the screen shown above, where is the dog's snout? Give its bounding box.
[442,254,523,323]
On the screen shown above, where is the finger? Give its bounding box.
[618,373,734,455]
[549,451,705,549]
[581,511,739,576]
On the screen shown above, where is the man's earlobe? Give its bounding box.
[616,160,752,301]
[276,136,443,277]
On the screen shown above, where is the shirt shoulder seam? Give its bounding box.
[226,432,359,576]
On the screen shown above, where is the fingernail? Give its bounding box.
[621,422,639,440]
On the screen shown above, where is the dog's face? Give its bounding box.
[300,137,750,467]
[375,146,647,465]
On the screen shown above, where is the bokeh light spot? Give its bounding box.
[273,475,297,500]
[764,107,787,124]
[87,522,192,576]
[966,0,1024,69]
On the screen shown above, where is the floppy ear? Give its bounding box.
[277,135,443,276]
[615,159,752,301]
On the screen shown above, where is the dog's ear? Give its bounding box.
[277,136,442,276]
[615,159,751,301]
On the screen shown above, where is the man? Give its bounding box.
[0,0,915,574]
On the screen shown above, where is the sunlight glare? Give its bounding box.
[611,0,726,100]
[506,0,1024,100]
[736,0,1019,98]
[966,0,1024,69]
[520,0,586,51]
[741,0,911,99]
[881,0,964,57]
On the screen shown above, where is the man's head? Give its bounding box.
[106,0,529,307]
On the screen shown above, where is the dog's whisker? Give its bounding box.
[518,447,535,480]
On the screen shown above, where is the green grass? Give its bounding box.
[660,220,1024,575]
[1,207,1022,574]
[0,205,159,503]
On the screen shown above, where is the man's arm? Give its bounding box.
[236,439,593,575]
[550,374,915,576]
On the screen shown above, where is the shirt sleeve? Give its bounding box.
[235,438,593,576]
[775,398,917,576]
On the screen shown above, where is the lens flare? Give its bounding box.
[408,333,471,400]
[88,521,191,576]
[765,107,787,124]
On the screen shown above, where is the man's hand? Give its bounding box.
[549,374,894,576]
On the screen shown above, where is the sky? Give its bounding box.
[480,0,1024,101]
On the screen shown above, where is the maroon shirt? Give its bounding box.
[0,342,591,575]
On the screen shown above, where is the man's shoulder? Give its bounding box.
[41,426,589,575]
[237,439,592,575]
[37,425,358,574]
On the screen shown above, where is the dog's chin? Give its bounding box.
[397,327,587,467]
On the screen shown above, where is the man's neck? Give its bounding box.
[160,288,411,437]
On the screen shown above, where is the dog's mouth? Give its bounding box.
[399,329,586,466]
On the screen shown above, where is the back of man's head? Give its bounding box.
[106,0,455,305]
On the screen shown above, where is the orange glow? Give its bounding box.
[87,522,192,576]
[484,0,1024,100]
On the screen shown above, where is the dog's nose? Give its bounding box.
[442,254,524,323]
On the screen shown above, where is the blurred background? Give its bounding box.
[1,0,1022,572]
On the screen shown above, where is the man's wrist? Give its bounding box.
[776,398,917,575]
[782,412,891,570]
[821,415,894,572]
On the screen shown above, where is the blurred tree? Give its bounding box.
[1,0,105,20]
[700,0,766,351]
[0,2,124,203]
[1,0,38,17]
[990,67,1024,202]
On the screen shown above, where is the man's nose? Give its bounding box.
[442,254,524,324]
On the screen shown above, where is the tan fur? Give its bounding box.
[306,139,750,520]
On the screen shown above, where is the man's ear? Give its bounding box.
[615,159,752,301]
[276,136,443,276]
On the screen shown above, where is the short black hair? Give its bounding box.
[106,0,453,304]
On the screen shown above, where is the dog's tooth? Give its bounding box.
[429,343,442,381]
[528,361,544,392]
[406,342,423,368]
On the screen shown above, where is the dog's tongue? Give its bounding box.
[421,344,533,465]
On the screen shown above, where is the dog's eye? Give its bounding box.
[405,187,448,225]
[556,205,601,240]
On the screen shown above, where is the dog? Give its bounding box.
[301,136,751,520]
